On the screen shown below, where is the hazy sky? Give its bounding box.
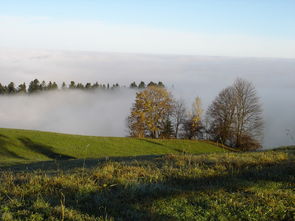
[1,1,295,57]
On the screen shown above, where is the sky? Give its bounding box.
[0,1,294,147]
[1,0,295,57]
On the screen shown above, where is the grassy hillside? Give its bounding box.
[0,128,227,166]
[0,149,294,220]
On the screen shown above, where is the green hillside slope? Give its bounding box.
[0,128,227,166]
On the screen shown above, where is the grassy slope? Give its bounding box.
[0,150,294,220]
[0,128,227,166]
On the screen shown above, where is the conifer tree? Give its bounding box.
[147,81,157,87]
[52,82,58,90]
[158,81,165,87]
[47,81,52,90]
[7,82,16,94]
[161,118,174,138]
[69,81,76,89]
[28,79,41,93]
[0,83,6,94]
[138,81,146,89]
[76,83,84,89]
[41,81,47,90]
[17,83,27,93]
[130,82,137,88]
[62,82,67,89]
[85,83,92,89]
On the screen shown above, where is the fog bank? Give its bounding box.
[0,48,295,148]
[0,89,136,137]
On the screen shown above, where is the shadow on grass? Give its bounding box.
[18,137,75,161]
[38,159,294,220]
[0,134,8,139]
[1,155,163,172]
[139,138,164,146]
[0,154,294,220]
[0,134,25,159]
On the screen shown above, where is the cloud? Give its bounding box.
[1,16,295,58]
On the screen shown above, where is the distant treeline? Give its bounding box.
[0,79,165,95]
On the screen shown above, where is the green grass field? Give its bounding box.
[0,128,228,167]
[1,128,293,220]
[0,149,294,220]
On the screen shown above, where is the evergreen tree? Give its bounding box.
[160,118,174,138]
[76,83,84,89]
[158,81,165,87]
[52,82,58,90]
[92,82,99,89]
[0,83,6,94]
[69,81,76,89]
[17,83,27,93]
[28,79,41,93]
[7,82,16,94]
[41,81,47,90]
[138,81,146,89]
[62,82,67,89]
[130,82,137,88]
[85,83,92,89]
[147,81,157,87]
[47,81,53,90]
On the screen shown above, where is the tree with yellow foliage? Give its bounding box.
[183,96,204,139]
[128,86,173,138]
[192,96,203,127]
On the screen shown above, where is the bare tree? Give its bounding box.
[233,78,263,149]
[171,99,186,138]
[207,78,263,150]
[207,87,236,145]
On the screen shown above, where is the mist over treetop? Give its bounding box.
[0,79,165,95]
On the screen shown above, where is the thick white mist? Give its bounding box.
[0,89,136,137]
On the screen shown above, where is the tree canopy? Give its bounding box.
[128,85,173,138]
[207,78,263,150]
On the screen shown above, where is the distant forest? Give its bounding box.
[0,79,165,95]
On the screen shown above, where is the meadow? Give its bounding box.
[0,128,228,167]
[0,149,294,220]
[0,128,294,220]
